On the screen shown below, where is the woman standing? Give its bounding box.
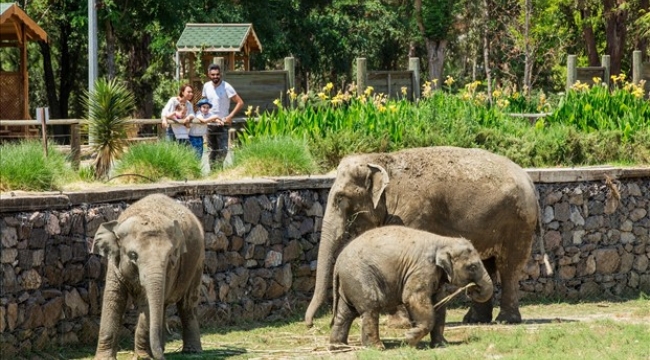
[161,84,195,144]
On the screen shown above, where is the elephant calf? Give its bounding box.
[330,226,493,349]
[92,194,205,360]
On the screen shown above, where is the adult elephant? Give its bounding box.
[305,146,549,326]
[92,194,205,360]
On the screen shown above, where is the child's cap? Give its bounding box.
[197,98,212,108]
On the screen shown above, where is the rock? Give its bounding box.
[246,225,268,245]
[20,269,42,290]
[1,226,17,248]
[630,208,647,222]
[22,303,44,329]
[572,230,585,245]
[544,231,561,251]
[627,183,642,196]
[243,198,262,225]
[305,202,324,217]
[64,288,88,319]
[633,254,649,272]
[274,264,293,289]
[618,252,635,274]
[232,216,246,237]
[46,213,61,235]
[265,250,283,268]
[0,306,5,333]
[584,216,604,231]
[205,251,218,274]
[544,191,562,205]
[620,232,635,244]
[1,248,17,264]
[283,240,302,263]
[569,188,584,205]
[265,280,285,299]
[570,207,585,226]
[593,248,621,274]
[543,206,554,224]
[250,277,267,298]
[524,260,540,279]
[554,202,570,222]
[579,281,600,298]
[6,303,18,331]
[205,232,228,252]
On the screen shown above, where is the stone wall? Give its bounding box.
[1,169,649,355]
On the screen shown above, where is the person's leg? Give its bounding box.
[207,128,219,164]
[166,127,176,141]
[213,129,229,167]
[189,136,203,159]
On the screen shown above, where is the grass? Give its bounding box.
[38,296,650,360]
[111,141,202,183]
[0,140,74,191]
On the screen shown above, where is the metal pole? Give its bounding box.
[88,0,98,144]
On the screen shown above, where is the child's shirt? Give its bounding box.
[190,112,211,137]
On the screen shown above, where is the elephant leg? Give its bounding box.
[495,261,522,323]
[430,292,447,347]
[177,285,203,353]
[464,257,496,324]
[386,305,412,329]
[329,299,358,348]
[134,310,152,358]
[404,294,434,348]
[361,310,384,349]
[95,269,128,360]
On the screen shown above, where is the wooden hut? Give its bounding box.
[175,23,262,90]
[0,2,47,138]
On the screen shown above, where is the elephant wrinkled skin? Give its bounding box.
[306,146,548,327]
[330,226,493,349]
[92,194,205,360]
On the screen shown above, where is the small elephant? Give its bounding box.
[330,226,493,349]
[92,194,205,360]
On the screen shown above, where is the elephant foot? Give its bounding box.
[328,342,348,351]
[495,310,522,324]
[181,345,202,354]
[131,352,152,360]
[430,336,448,348]
[404,328,426,347]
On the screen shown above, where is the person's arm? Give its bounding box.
[183,101,195,125]
[224,93,244,126]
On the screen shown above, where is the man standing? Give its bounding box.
[202,64,244,168]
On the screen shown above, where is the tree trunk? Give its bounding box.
[105,20,116,80]
[424,39,447,88]
[604,0,628,75]
[523,0,532,96]
[482,0,493,105]
[38,41,61,119]
[580,8,600,66]
[125,34,154,118]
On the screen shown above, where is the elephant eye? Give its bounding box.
[468,264,477,272]
[127,251,138,261]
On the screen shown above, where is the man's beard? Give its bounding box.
[212,78,221,85]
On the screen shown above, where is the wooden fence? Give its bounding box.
[567,50,650,98]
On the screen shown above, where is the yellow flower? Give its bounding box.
[389,104,397,113]
[592,77,601,85]
[301,94,310,103]
[444,76,455,87]
[317,92,328,101]
[496,98,510,108]
[347,82,357,94]
[492,89,502,99]
[245,105,253,117]
[255,106,260,116]
[364,86,374,96]
[273,99,282,108]
[377,104,386,112]
[287,88,298,101]
[323,82,334,92]
[401,86,408,96]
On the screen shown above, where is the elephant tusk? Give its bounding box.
[433,283,477,310]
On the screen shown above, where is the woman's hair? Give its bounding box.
[178,83,193,97]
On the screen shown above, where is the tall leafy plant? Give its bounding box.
[83,78,136,179]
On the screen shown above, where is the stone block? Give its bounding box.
[593,248,621,274]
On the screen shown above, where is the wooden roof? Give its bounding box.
[176,23,262,53]
[0,2,47,44]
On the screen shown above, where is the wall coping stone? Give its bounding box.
[1,168,649,212]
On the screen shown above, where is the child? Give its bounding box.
[174,102,190,128]
[161,85,195,144]
[190,98,223,159]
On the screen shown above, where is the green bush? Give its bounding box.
[230,136,320,177]
[0,140,72,191]
[112,141,202,183]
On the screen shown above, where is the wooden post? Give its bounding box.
[37,108,48,157]
[188,53,195,84]
[632,50,642,85]
[214,57,225,78]
[21,24,28,121]
[387,73,393,99]
[357,58,367,96]
[70,121,80,170]
[409,57,421,100]
[157,120,166,139]
[284,57,296,91]
[566,55,577,91]
[601,55,611,88]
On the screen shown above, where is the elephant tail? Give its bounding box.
[536,201,553,276]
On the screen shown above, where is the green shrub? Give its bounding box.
[112,141,202,183]
[230,136,320,177]
[0,140,72,191]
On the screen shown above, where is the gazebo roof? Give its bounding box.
[176,23,262,53]
[0,2,47,44]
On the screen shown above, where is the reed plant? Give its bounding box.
[112,141,202,183]
[0,140,73,191]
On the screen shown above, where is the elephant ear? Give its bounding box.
[435,251,453,283]
[92,220,119,258]
[367,163,389,209]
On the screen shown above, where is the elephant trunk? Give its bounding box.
[144,272,166,359]
[305,213,345,327]
[468,269,494,304]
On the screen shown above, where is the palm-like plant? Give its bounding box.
[83,78,136,179]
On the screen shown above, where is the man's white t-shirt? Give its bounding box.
[202,80,237,119]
